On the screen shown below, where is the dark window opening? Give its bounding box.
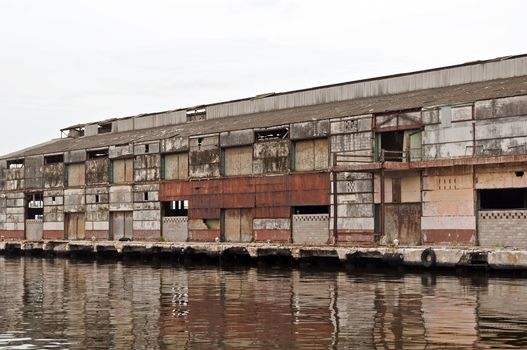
[144,192,149,201]
[26,193,44,220]
[95,194,100,203]
[7,159,24,169]
[186,108,206,122]
[98,123,112,134]
[144,144,150,153]
[51,196,57,204]
[379,131,405,161]
[479,188,527,210]
[256,128,289,141]
[87,149,108,159]
[293,205,329,215]
[197,138,203,150]
[516,171,524,177]
[44,154,64,164]
[163,200,189,216]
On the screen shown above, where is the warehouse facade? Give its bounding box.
[1,55,527,247]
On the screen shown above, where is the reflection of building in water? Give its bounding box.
[334,272,377,349]
[476,280,527,348]
[290,270,334,349]
[421,277,478,348]
[372,276,427,348]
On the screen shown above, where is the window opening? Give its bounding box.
[479,188,527,210]
[44,154,64,164]
[7,159,24,169]
[256,128,289,141]
[293,205,329,215]
[98,123,112,134]
[87,149,108,159]
[163,200,189,217]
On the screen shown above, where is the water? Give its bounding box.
[0,257,527,349]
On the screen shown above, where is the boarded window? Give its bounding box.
[293,138,329,171]
[112,158,134,184]
[222,146,253,176]
[163,153,188,180]
[66,163,85,187]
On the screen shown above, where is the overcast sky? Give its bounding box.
[0,0,526,155]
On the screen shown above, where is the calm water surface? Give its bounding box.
[0,256,527,349]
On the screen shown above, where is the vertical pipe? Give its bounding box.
[332,171,338,245]
[380,151,386,240]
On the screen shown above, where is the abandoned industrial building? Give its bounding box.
[2,54,527,250]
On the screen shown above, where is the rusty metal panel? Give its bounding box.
[384,203,421,245]
[222,177,254,194]
[67,163,85,187]
[254,206,291,218]
[392,178,401,203]
[222,193,255,208]
[223,146,252,176]
[188,208,221,219]
[240,208,253,242]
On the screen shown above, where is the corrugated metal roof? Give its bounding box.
[2,76,527,160]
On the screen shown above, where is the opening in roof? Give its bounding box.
[98,123,112,134]
[186,107,206,122]
[44,154,64,164]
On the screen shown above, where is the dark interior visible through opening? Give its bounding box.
[163,200,189,217]
[45,154,64,164]
[98,123,112,134]
[87,149,108,159]
[7,159,24,169]
[380,131,405,161]
[479,188,527,210]
[256,128,289,141]
[293,205,329,215]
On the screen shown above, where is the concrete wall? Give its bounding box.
[43,189,64,239]
[85,186,109,240]
[421,166,476,244]
[189,135,220,178]
[292,214,329,244]
[162,217,188,242]
[133,183,160,241]
[479,210,527,248]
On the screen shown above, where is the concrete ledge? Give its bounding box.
[2,239,527,271]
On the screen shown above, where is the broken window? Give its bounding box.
[186,107,206,122]
[375,129,422,162]
[44,154,64,164]
[292,138,329,171]
[26,192,44,220]
[221,146,253,176]
[479,188,527,210]
[256,128,289,141]
[87,149,108,159]
[293,206,329,215]
[7,159,24,169]
[162,153,188,180]
[163,200,189,217]
[111,158,134,184]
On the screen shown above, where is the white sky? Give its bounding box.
[0,0,526,155]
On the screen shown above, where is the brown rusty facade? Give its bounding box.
[2,54,527,247]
